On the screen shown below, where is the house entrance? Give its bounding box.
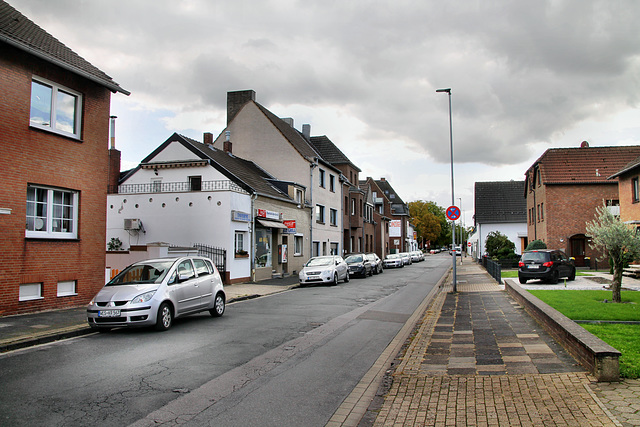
[569,234,586,267]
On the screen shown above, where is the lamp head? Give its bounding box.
[436,88,451,94]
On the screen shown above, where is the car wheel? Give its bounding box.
[331,273,339,286]
[155,302,173,331]
[568,269,576,281]
[210,293,225,317]
[549,271,559,284]
[344,272,350,283]
[519,277,527,284]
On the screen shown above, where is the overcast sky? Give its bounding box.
[10,0,640,225]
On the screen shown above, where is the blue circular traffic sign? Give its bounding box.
[446,205,461,221]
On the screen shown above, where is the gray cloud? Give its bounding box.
[10,0,640,170]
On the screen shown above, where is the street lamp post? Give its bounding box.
[458,197,463,265]
[436,88,456,292]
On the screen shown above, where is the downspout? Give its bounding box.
[251,191,258,282]
[309,158,318,256]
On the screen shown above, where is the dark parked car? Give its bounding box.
[366,253,383,274]
[345,253,373,277]
[518,249,576,284]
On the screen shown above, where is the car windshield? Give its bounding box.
[345,255,363,263]
[306,257,333,267]
[107,260,174,286]
[522,252,548,262]
[387,254,399,259]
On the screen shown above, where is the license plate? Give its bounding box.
[527,264,539,269]
[308,276,319,280]
[99,309,121,317]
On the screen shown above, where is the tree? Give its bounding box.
[408,201,444,247]
[525,240,547,251]
[485,231,517,259]
[586,203,640,303]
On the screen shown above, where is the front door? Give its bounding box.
[569,235,586,267]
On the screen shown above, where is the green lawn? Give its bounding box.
[501,270,596,278]
[528,290,640,379]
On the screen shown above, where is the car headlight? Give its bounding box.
[131,290,156,304]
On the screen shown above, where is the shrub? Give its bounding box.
[525,240,547,250]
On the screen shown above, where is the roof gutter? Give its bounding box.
[1,36,130,95]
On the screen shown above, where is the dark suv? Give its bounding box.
[518,249,576,284]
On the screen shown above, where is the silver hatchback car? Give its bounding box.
[87,256,225,331]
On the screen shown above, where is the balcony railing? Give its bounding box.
[117,180,248,195]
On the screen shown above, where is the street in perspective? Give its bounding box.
[0,256,448,426]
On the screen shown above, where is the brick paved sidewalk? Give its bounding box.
[370,281,620,426]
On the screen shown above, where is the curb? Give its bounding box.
[0,284,301,354]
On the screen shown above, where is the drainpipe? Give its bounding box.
[251,192,258,281]
[309,158,318,256]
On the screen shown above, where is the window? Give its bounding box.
[151,178,162,193]
[189,176,202,191]
[57,280,77,297]
[30,77,82,139]
[19,283,42,301]
[351,198,355,215]
[633,177,639,203]
[316,204,325,223]
[193,259,211,276]
[294,235,303,256]
[319,169,325,188]
[313,241,320,257]
[26,185,78,239]
[540,203,544,221]
[330,208,338,226]
[330,174,335,192]
[235,231,246,255]
[177,260,195,280]
[295,189,303,204]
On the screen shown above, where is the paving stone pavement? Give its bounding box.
[367,267,629,426]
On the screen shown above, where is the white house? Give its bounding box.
[469,181,527,261]
[107,132,308,283]
[212,90,343,257]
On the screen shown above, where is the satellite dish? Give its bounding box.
[580,141,589,148]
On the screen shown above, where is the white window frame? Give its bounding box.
[316,204,325,223]
[57,280,77,297]
[633,177,639,203]
[294,234,303,256]
[26,185,79,239]
[235,231,246,254]
[30,76,83,139]
[19,283,43,301]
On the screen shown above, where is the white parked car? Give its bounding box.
[299,255,349,286]
[87,256,225,332]
[410,251,422,262]
[383,253,404,268]
[399,252,412,265]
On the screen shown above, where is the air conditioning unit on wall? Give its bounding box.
[124,218,142,230]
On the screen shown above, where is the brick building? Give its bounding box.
[609,156,640,227]
[0,1,128,315]
[524,143,640,267]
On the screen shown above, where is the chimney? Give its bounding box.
[203,132,213,146]
[302,124,311,140]
[108,116,120,194]
[282,117,294,127]
[223,130,232,153]
[227,90,256,125]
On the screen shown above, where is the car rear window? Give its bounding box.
[522,252,548,262]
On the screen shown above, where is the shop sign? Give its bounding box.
[283,220,296,234]
[231,210,251,222]
[257,209,281,220]
[389,220,401,237]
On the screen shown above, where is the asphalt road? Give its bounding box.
[0,256,449,427]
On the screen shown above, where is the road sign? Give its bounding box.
[446,205,460,221]
[468,241,472,248]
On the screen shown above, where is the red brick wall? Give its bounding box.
[618,172,640,223]
[0,45,112,315]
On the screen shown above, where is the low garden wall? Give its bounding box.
[504,279,621,382]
